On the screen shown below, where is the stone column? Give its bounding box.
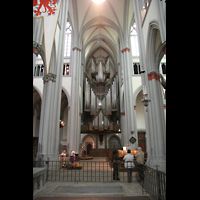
[38,74,56,160]
[37,0,69,161]
[120,113,126,147]
[96,133,98,150]
[33,53,36,79]
[120,48,137,149]
[133,0,156,168]
[105,133,107,149]
[67,48,81,154]
[147,72,166,171]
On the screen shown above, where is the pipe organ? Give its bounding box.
[83,57,120,132]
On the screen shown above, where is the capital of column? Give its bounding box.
[42,73,57,84]
[148,71,160,81]
[121,48,130,53]
[72,47,81,52]
[33,41,42,56]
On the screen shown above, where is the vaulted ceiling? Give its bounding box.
[68,0,135,74]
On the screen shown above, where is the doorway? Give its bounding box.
[86,142,93,155]
[82,135,95,154]
[137,132,146,152]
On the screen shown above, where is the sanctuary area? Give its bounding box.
[33,0,166,173]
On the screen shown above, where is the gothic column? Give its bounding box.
[50,0,69,159]
[96,133,98,150]
[133,0,154,168]
[147,72,166,171]
[37,0,69,161]
[105,133,107,149]
[120,48,137,149]
[67,47,81,154]
[133,0,166,172]
[33,53,36,79]
[38,74,56,160]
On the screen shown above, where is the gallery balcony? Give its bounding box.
[81,123,121,133]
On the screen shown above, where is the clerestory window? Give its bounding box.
[130,23,139,57]
[64,21,72,57]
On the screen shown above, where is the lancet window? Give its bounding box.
[64,21,72,58]
[130,23,139,57]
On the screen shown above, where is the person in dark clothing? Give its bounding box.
[112,150,120,180]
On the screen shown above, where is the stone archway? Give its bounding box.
[108,135,121,148]
[82,135,95,155]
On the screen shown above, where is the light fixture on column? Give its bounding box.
[141,85,151,112]
[60,120,65,128]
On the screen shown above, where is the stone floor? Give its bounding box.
[35,197,151,200]
[34,180,151,199]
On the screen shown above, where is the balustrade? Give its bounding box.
[33,167,46,197]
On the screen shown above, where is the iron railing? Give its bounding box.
[135,162,166,200]
[33,160,139,182]
[33,159,166,199]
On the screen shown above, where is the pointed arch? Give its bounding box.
[62,86,71,108]
[108,134,121,148]
[146,20,161,73]
[133,85,143,106]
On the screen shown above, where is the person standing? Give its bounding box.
[123,149,134,183]
[135,147,145,181]
[112,150,120,180]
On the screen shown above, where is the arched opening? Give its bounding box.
[33,86,42,160]
[34,54,45,77]
[135,89,147,153]
[136,90,146,130]
[59,90,69,154]
[108,135,121,149]
[159,54,166,100]
[82,135,95,155]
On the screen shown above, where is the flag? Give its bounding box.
[33,0,62,74]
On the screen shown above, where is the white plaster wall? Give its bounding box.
[62,76,72,101]
[33,77,43,98]
[33,76,72,102]
[132,75,142,95]
[62,106,68,141]
[136,90,146,130]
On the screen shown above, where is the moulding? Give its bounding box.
[72,47,81,52]
[162,42,166,53]
[148,71,160,81]
[33,41,43,56]
[121,48,130,53]
[42,73,56,84]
